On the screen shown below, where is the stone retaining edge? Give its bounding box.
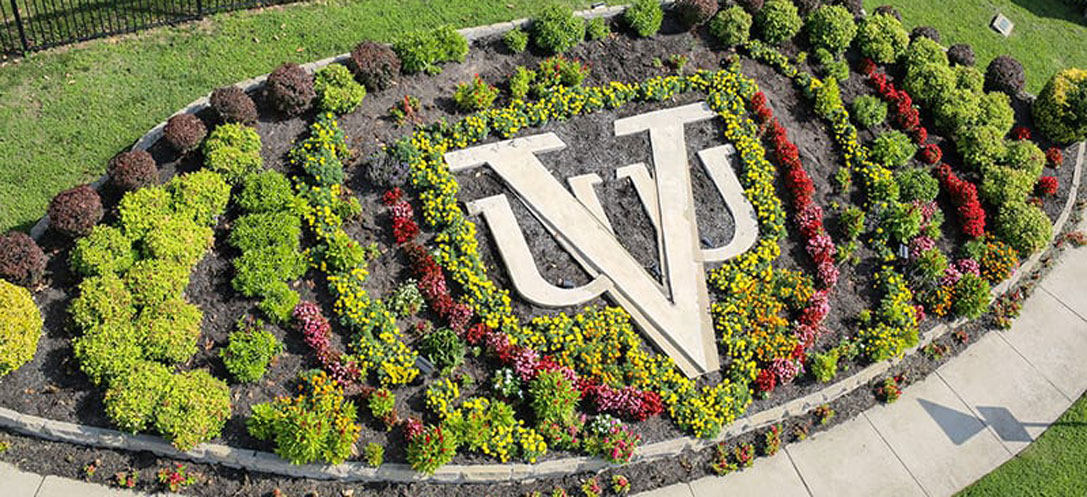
[11,4,1085,485]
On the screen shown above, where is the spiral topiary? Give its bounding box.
[209,86,258,125]
[48,185,103,238]
[108,149,158,192]
[350,42,401,91]
[265,62,315,117]
[0,231,46,288]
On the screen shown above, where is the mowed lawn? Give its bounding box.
[0,0,597,233]
[958,393,1087,496]
[862,0,1087,94]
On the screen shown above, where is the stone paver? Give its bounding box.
[1,462,44,496]
[936,333,1072,454]
[1040,252,1087,320]
[688,452,809,497]
[864,374,1010,496]
[786,415,925,497]
[635,482,695,497]
[999,288,1087,400]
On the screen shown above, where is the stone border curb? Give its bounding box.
[10,4,1085,485]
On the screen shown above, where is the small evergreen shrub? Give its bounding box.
[980,163,1035,205]
[676,0,718,28]
[709,6,752,47]
[857,13,909,64]
[153,369,231,450]
[509,66,536,100]
[103,361,172,433]
[947,44,976,67]
[209,86,258,125]
[117,186,171,240]
[238,171,295,214]
[870,130,916,168]
[136,297,203,364]
[203,123,263,183]
[314,64,366,115]
[221,319,282,383]
[168,170,231,227]
[124,259,190,307]
[265,62,315,116]
[955,65,984,93]
[49,185,103,238]
[0,280,41,377]
[586,17,611,40]
[0,231,46,287]
[504,28,529,53]
[394,26,469,75]
[756,0,802,45]
[109,150,158,192]
[851,95,887,128]
[453,75,500,112]
[1034,68,1087,144]
[996,201,1053,256]
[904,37,948,73]
[533,5,585,54]
[624,0,664,38]
[229,211,301,254]
[162,114,206,154]
[350,42,401,91]
[248,371,361,465]
[72,321,142,385]
[69,273,135,332]
[896,167,939,203]
[985,55,1026,95]
[904,63,956,104]
[232,244,307,297]
[806,5,856,54]
[143,216,213,267]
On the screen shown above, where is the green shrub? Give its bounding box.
[951,273,991,319]
[70,225,136,277]
[504,28,529,53]
[867,169,901,204]
[912,247,949,283]
[390,280,425,317]
[814,76,841,118]
[955,65,984,93]
[421,327,465,374]
[903,37,948,73]
[1002,139,1046,178]
[870,130,916,168]
[509,66,536,100]
[1034,68,1087,144]
[756,0,801,45]
[585,17,610,40]
[168,170,231,228]
[933,89,981,134]
[153,369,231,450]
[257,281,300,324]
[314,230,367,274]
[977,91,1015,134]
[857,13,909,64]
[824,58,850,83]
[624,0,663,38]
[314,64,366,115]
[136,297,203,364]
[221,319,282,383]
[980,165,1038,206]
[882,202,923,242]
[533,56,590,97]
[957,125,1007,169]
[393,26,469,75]
[453,76,500,112]
[229,212,301,253]
[806,5,856,54]
[368,388,396,422]
[103,361,172,433]
[233,245,308,297]
[532,5,585,54]
[238,171,296,214]
[810,349,839,383]
[996,201,1053,256]
[364,442,385,467]
[0,280,41,377]
[529,370,580,425]
[70,273,135,331]
[406,424,457,474]
[248,371,360,465]
[143,217,214,267]
[896,167,939,203]
[203,124,262,184]
[709,6,752,47]
[72,322,142,386]
[124,259,190,307]
[840,205,866,240]
[904,63,956,104]
[851,95,887,128]
[118,186,172,240]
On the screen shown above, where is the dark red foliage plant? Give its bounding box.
[0,231,46,287]
[350,42,401,91]
[48,185,102,238]
[210,86,258,125]
[1046,147,1064,168]
[108,149,158,191]
[265,63,315,117]
[162,113,206,153]
[1037,176,1059,197]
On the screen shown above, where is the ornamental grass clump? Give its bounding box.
[0,231,46,287]
[248,370,361,465]
[0,280,41,377]
[314,64,366,115]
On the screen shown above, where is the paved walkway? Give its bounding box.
[5,249,1087,497]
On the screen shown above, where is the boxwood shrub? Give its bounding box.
[756,0,802,45]
[221,319,282,383]
[314,63,366,115]
[0,280,41,377]
[806,5,856,54]
[996,201,1053,256]
[857,13,909,64]
[624,0,664,38]
[709,6,753,47]
[851,95,887,128]
[203,124,263,184]
[533,5,586,54]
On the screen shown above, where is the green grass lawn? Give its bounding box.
[0,0,597,233]
[958,392,1087,496]
[862,0,1087,94]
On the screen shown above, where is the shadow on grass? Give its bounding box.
[1009,0,1086,25]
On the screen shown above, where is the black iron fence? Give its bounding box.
[0,0,292,54]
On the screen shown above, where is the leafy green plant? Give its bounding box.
[839,205,866,240]
[143,216,214,267]
[103,361,172,433]
[221,319,282,383]
[453,75,500,112]
[504,28,529,53]
[70,225,136,277]
[153,369,232,450]
[870,130,916,168]
[406,424,457,474]
[314,63,367,115]
[529,370,580,425]
[230,212,302,253]
[0,280,41,377]
[996,201,1053,256]
[169,170,231,228]
[421,327,465,374]
[203,124,263,184]
[136,297,203,364]
[364,442,384,467]
[882,202,923,243]
[709,6,752,47]
[896,167,939,203]
[814,76,841,118]
[585,17,610,40]
[509,66,536,100]
[533,56,590,97]
[393,26,468,75]
[117,186,172,240]
[905,62,957,104]
[533,5,585,54]
[389,280,425,317]
[1034,68,1087,144]
[368,388,397,429]
[756,0,801,46]
[810,349,839,383]
[232,245,307,296]
[124,259,190,307]
[248,370,361,464]
[624,0,663,38]
[851,95,888,129]
[952,273,991,319]
[806,5,856,54]
[857,12,909,64]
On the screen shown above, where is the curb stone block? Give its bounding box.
[462,465,513,482]
[374,464,424,482]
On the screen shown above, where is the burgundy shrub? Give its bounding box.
[947,44,976,67]
[48,185,102,238]
[872,5,901,21]
[162,113,206,154]
[985,55,1026,95]
[108,149,158,192]
[210,86,258,125]
[264,63,315,117]
[350,42,401,91]
[0,231,46,287]
[675,0,719,27]
[736,0,763,14]
[910,26,940,43]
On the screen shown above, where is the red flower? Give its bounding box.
[1012,126,1031,141]
[754,369,776,394]
[912,126,928,145]
[1037,176,1058,197]
[859,58,877,77]
[1046,147,1064,168]
[919,143,942,164]
[936,164,986,238]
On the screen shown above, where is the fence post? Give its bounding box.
[196,0,203,17]
[9,0,29,54]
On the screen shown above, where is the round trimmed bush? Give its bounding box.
[910,26,940,43]
[238,171,295,214]
[0,231,46,287]
[948,44,976,67]
[1003,139,1046,178]
[870,130,916,168]
[586,17,611,41]
[168,170,232,227]
[736,0,763,13]
[314,63,366,115]
[533,5,585,54]
[136,297,203,364]
[203,123,263,184]
[209,86,258,125]
[757,0,802,45]
[955,65,984,93]
[152,369,231,451]
[985,55,1026,95]
[0,279,42,377]
[48,185,103,238]
[72,321,142,386]
[70,225,136,277]
[872,5,901,21]
[676,0,718,28]
[624,0,664,38]
[896,167,939,203]
[904,63,956,104]
[996,201,1052,256]
[144,216,214,267]
[504,28,529,52]
[904,37,948,73]
[162,114,206,154]
[857,13,909,64]
[1033,68,1087,144]
[350,42,401,91]
[103,361,171,433]
[69,273,135,332]
[951,273,990,319]
[980,163,1035,205]
[124,259,190,307]
[108,149,158,192]
[806,5,856,54]
[709,6,753,47]
[265,62,315,117]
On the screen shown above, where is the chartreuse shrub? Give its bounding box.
[313,63,366,115]
[453,76,500,112]
[756,0,801,45]
[810,348,839,383]
[221,318,282,383]
[248,370,361,465]
[70,225,136,277]
[136,297,203,364]
[709,6,752,47]
[153,369,231,451]
[393,26,468,75]
[533,5,585,54]
[238,171,296,214]
[996,201,1053,256]
[203,124,262,183]
[1034,68,1087,144]
[806,5,856,54]
[870,130,916,168]
[503,28,529,53]
[144,216,214,267]
[856,13,909,64]
[903,36,948,73]
[103,361,172,433]
[586,17,610,41]
[169,169,231,227]
[0,280,41,377]
[624,0,663,38]
[851,95,887,129]
[857,268,918,362]
[510,67,535,100]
